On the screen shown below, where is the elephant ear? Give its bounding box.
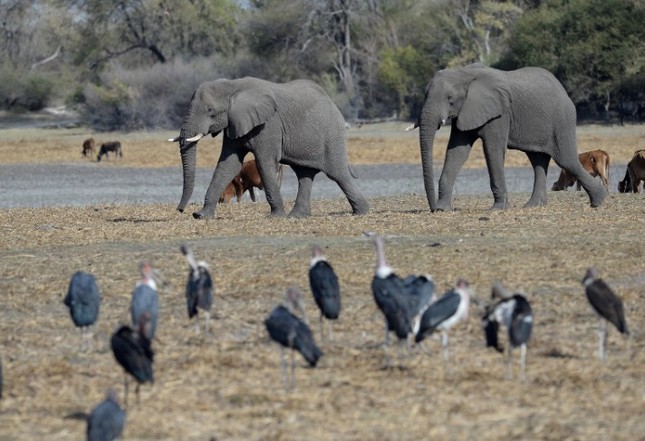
[227,88,278,139]
[457,72,511,132]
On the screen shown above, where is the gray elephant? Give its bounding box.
[414,64,607,211]
[169,77,369,219]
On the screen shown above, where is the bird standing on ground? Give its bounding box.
[367,233,435,366]
[64,271,100,351]
[86,389,126,441]
[482,282,533,381]
[110,314,154,407]
[265,286,323,390]
[582,267,629,360]
[180,245,214,334]
[415,279,471,363]
[309,244,340,341]
[130,261,159,341]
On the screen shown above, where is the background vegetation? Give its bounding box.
[0,0,643,130]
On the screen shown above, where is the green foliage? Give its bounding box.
[498,0,645,106]
[379,46,434,118]
[2,0,642,126]
[0,69,54,111]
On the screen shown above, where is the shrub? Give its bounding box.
[79,58,230,131]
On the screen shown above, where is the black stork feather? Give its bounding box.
[367,233,436,367]
[181,244,214,334]
[265,286,323,390]
[482,283,533,381]
[582,267,629,360]
[309,244,340,341]
[87,389,126,441]
[64,271,100,351]
[110,315,154,407]
[415,279,471,363]
[130,261,159,341]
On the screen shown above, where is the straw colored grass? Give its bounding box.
[0,123,643,168]
[0,190,644,440]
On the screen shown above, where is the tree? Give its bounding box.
[498,0,645,118]
[61,0,242,71]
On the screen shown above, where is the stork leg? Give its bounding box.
[194,317,201,335]
[280,347,288,389]
[328,320,334,342]
[597,318,607,361]
[123,376,129,408]
[442,331,450,362]
[79,327,84,352]
[319,314,324,342]
[135,383,141,405]
[396,340,404,368]
[204,311,210,335]
[290,348,296,391]
[519,343,527,383]
[382,320,391,368]
[507,346,514,380]
[86,325,94,351]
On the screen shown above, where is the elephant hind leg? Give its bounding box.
[289,165,318,217]
[326,167,369,215]
[525,152,551,207]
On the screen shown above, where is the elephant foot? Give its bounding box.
[523,198,546,208]
[288,208,311,218]
[351,200,369,215]
[193,208,215,220]
[433,199,453,212]
[269,207,286,217]
[589,188,608,208]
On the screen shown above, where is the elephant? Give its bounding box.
[168,77,369,219]
[414,64,607,211]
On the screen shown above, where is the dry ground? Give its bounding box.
[0,124,644,441]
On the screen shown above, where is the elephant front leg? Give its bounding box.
[289,165,318,217]
[197,146,245,219]
[255,159,286,216]
[525,151,551,207]
[436,130,477,211]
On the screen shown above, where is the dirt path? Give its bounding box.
[0,163,628,208]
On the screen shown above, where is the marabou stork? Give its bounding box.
[367,233,435,366]
[86,389,126,441]
[482,282,533,381]
[64,271,100,351]
[415,279,471,363]
[265,286,323,390]
[309,244,340,341]
[130,261,159,341]
[582,267,629,360]
[180,244,214,334]
[110,314,154,407]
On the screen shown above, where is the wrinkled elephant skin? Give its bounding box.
[417,64,607,211]
[170,77,369,219]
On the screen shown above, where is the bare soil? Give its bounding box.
[0,124,644,440]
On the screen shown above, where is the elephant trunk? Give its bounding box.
[419,120,439,212]
[177,141,197,212]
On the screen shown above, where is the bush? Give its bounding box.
[0,69,54,111]
[79,57,231,131]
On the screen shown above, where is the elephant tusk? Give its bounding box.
[405,124,418,132]
[185,133,204,142]
[441,119,446,126]
[168,136,180,142]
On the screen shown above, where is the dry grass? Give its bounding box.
[0,123,643,168]
[0,191,644,440]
